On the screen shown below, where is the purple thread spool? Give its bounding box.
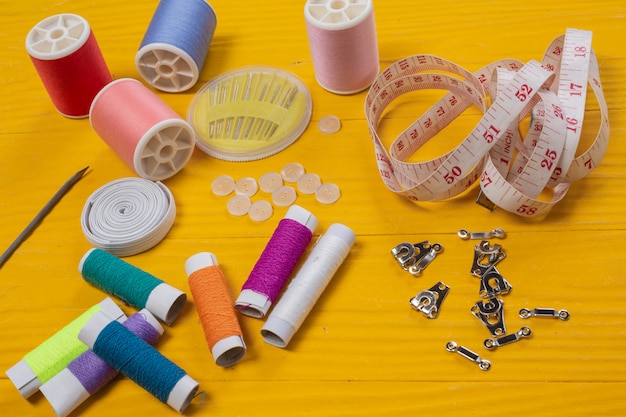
[235,205,318,318]
[40,310,163,417]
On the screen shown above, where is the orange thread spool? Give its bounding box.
[185,252,246,367]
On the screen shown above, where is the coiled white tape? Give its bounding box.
[365,29,609,217]
[81,177,176,256]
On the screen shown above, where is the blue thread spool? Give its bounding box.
[78,311,199,413]
[135,0,217,92]
[79,248,186,325]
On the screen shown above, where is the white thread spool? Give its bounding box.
[304,0,379,94]
[261,223,355,348]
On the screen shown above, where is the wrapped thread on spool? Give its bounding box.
[235,205,318,318]
[78,311,199,414]
[262,223,355,348]
[185,252,246,367]
[79,248,186,325]
[89,78,195,181]
[136,0,217,92]
[304,0,379,94]
[5,298,125,399]
[25,13,113,118]
[40,310,163,417]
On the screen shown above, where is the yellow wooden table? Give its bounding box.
[1,0,624,416]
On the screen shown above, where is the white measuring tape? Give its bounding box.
[365,28,609,217]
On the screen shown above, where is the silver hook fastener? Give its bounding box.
[519,308,570,321]
[446,341,491,371]
[470,240,506,277]
[484,326,532,350]
[391,241,443,275]
[471,297,506,337]
[409,281,450,319]
[479,266,513,298]
[458,228,505,240]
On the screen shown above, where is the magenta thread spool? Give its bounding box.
[261,223,355,348]
[304,0,380,94]
[235,205,318,318]
[40,310,163,417]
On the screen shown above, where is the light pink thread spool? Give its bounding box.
[304,0,379,95]
[89,78,195,181]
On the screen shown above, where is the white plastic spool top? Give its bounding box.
[25,13,90,61]
[304,0,373,31]
[136,43,199,93]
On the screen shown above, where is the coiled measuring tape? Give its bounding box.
[365,28,609,217]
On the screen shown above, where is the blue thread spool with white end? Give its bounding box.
[261,223,356,348]
[79,248,187,325]
[135,0,217,92]
[40,309,163,417]
[78,311,199,413]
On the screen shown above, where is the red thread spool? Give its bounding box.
[90,78,195,181]
[304,0,379,94]
[26,14,112,118]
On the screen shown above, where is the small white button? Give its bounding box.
[249,200,273,222]
[318,115,341,134]
[234,177,258,197]
[281,162,305,182]
[315,183,341,204]
[259,172,283,193]
[272,185,297,207]
[227,195,252,216]
[297,173,322,195]
[211,175,235,196]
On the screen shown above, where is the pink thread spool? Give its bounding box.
[89,78,195,181]
[304,0,379,94]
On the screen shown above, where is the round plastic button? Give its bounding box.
[297,173,322,195]
[281,162,305,182]
[211,175,235,196]
[227,195,252,216]
[249,200,273,222]
[234,177,258,197]
[259,172,283,193]
[272,185,297,207]
[318,115,341,134]
[315,183,341,204]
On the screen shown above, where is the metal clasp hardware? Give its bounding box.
[519,308,570,321]
[484,326,532,350]
[471,241,506,277]
[391,241,443,275]
[409,281,450,319]
[458,228,505,240]
[471,297,506,336]
[446,341,491,371]
[479,266,513,298]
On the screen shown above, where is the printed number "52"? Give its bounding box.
[515,84,533,102]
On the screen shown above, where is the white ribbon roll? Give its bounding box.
[80,177,176,256]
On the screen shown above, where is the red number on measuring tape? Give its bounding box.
[541,148,559,170]
[482,125,501,143]
[569,82,584,96]
[552,104,564,119]
[517,204,538,216]
[550,167,563,182]
[574,46,587,58]
[566,117,579,133]
[444,166,463,184]
[515,84,534,102]
[481,171,493,187]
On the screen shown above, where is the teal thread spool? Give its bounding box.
[78,311,199,413]
[5,297,125,398]
[79,248,186,325]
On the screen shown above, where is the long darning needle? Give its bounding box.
[0,166,89,268]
